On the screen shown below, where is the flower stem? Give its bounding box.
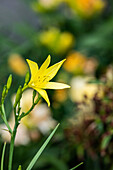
[8,122,18,170]
[0,104,12,134]
[8,92,41,170]
[18,93,41,121]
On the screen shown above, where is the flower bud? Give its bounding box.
[7,74,12,90]
[25,71,30,85]
[18,165,22,170]
[2,85,7,100]
[14,86,22,108]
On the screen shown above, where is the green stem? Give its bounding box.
[8,122,19,170]
[22,85,28,92]
[8,91,41,170]
[18,94,41,121]
[0,104,12,134]
[1,116,12,134]
[8,86,26,170]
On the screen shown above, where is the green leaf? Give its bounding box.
[1,142,6,170]
[101,135,112,150]
[87,79,104,84]
[26,123,60,170]
[70,162,83,170]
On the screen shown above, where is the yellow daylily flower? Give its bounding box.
[26,55,70,106]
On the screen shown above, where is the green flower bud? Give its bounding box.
[7,74,12,90]
[2,85,7,99]
[1,85,8,103]
[18,165,22,170]
[14,85,22,108]
[25,71,30,85]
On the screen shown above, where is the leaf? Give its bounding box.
[26,123,60,170]
[101,135,112,150]
[70,162,83,170]
[1,142,6,170]
[87,79,104,84]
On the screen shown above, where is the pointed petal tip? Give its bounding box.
[48,54,51,59]
[26,59,29,62]
[62,84,71,89]
[42,82,70,89]
[26,59,32,64]
[58,58,66,66]
[61,59,66,63]
[47,54,51,64]
[66,85,71,88]
[46,54,51,61]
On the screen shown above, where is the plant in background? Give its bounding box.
[65,66,113,169]
[0,55,71,170]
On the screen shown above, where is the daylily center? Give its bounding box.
[29,75,51,88]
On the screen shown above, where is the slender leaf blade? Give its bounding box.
[1,142,6,170]
[26,123,60,170]
[70,162,83,170]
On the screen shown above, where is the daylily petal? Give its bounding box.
[45,59,66,81]
[26,59,38,82]
[34,88,50,107]
[39,55,51,72]
[42,82,70,89]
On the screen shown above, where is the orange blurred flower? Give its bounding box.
[64,0,105,17]
[8,53,28,76]
[63,52,86,74]
[64,51,98,75]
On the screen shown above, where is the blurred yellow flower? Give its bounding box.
[64,51,98,75]
[70,76,103,102]
[64,0,105,17]
[8,53,28,76]
[39,28,74,54]
[57,32,74,54]
[63,52,86,74]
[32,0,63,12]
[27,55,70,106]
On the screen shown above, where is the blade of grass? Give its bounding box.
[26,123,60,170]
[70,162,83,170]
[1,142,6,170]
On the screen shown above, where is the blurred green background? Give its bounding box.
[1,0,113,169]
